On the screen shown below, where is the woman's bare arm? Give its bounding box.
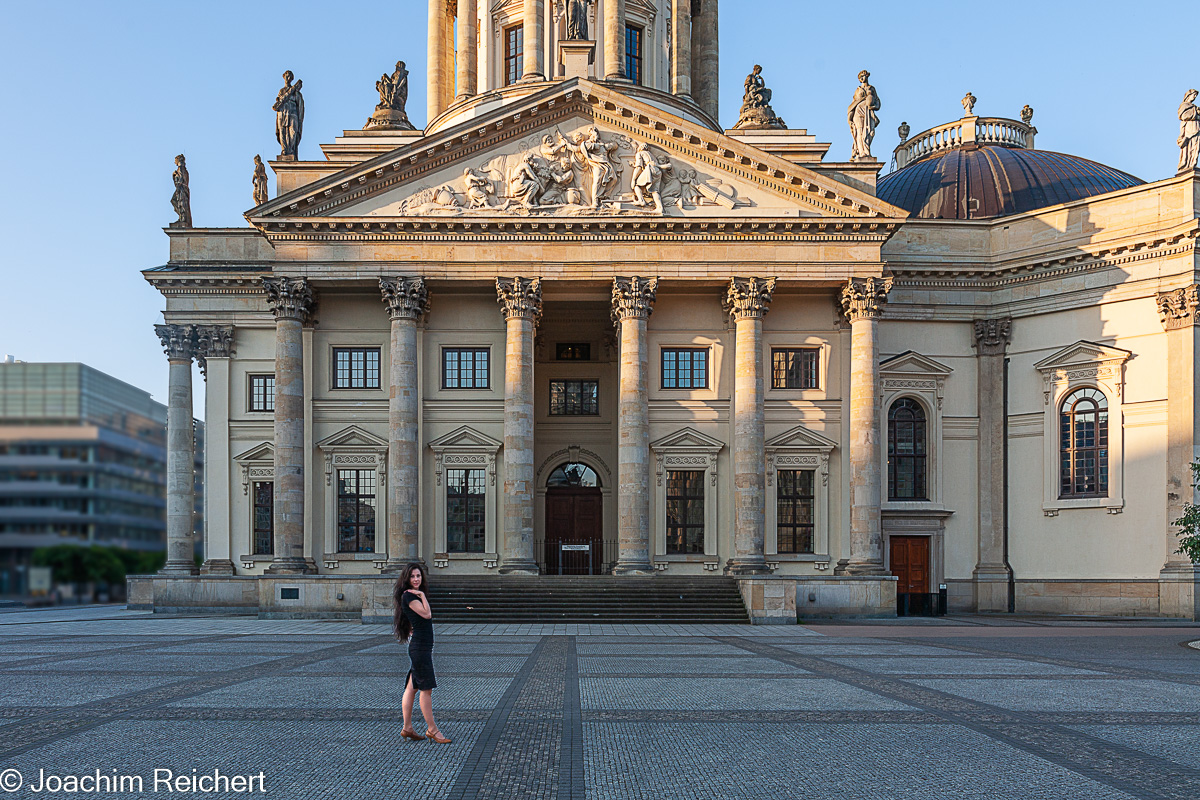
[407,592,432,619]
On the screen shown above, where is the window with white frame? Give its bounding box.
[430,426,503,565]
[446,468,487,553]
[1059,387,1108,498]
[765,425,836,559]
[651,428,724,561]
[879,352,951,509]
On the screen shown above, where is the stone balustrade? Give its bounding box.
[895,116,1036,168]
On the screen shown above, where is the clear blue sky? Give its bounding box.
[0,0,1193,415]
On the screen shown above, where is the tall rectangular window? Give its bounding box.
[252,481,274,555]
[447,468,486,553]
[666,470,705,554]
[504,25,524,86]
[662,348,708,389]
[776,470,815,554]
[337,469,376,553]
[333,348,381,389]
[443,348,490,389]
[771,349,819,390]
[249,375,275,412]
[550,380,599,415]
[625,25,643,85]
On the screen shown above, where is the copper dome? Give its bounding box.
[878,137,1143,221]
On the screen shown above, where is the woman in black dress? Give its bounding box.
[393,563,451,744]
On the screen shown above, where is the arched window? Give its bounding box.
[888,398,927,500]
[1059,388,1108,498]
[546,463,600,488]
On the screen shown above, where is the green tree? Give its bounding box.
[1173,462,1200,563]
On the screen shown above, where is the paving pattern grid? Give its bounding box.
[0,608,1197,799]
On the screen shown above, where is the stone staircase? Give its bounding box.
[422,575,750,624]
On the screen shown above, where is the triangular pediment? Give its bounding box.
[650,427,725,452]
[880,351,954,377]
[234,442,274,463]
[764,426,838,452]
[1034,340,1132,373]
[428,425,504,452]
[316,425,389,450]
[250,79,906,231]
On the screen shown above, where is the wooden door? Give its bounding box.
[545,488,602,574]
[889,536,930,594]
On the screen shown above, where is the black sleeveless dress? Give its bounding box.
[401,590,436,690]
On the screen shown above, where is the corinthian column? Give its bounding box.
[155,324,199,576]
[381,278,430,570]
[604,0,626,81]
[725,277,776,576]
[691,0,719,121]
[612,277,658,575]
[496,277,542,574]
[262,276,316,574]
[1157,284,1200,620]
[521,0,545,81]
[836,277,892,576]
[195,326,236,576]
[973,318,1013,611]
[428,0,451,121]
[671,0,692,98]
[456,0,478,99]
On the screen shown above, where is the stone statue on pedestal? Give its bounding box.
[566,0,590,40]
[962,91,977,116]
[273,71,304,160]
[1178,89,1199,175]
[734,65,786,130]
[1021,105,1034,125]
[169,154,191,228]
[252,155,269,207]
[366,61,417,131]
[847,70,881,161]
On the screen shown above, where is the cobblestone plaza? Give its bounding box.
[0,607,1197,798]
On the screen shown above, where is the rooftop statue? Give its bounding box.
[848,70,881,161]
[252,155,269,207]
[1178,89,1199,175]
[566,0,591,40]
[366,61,417,131]
[273,71,304,160]
[169,154,191,228]
[734,65,786,130]
[1021,105,1034,125]
[897,121,910,143]
[962,92,977,116]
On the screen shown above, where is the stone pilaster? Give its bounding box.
[671,0,692,98]
[836,277,892,576]
[496,277,542,574]
[521,0,544,81]
[195,326,236,576]
[1157,285,1200,619]
[611,277,658,575]
[155,324,199,576]
[380,278,430,571]
[455,0,478,99]
[972,317,1013,611]
[262,276,316,574]
[725,277,776,576]
[690,0,719,121]
[603,0,626,81]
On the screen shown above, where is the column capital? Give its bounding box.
[840,276,893,323]
[612,276,659,322]
[154,324,197,362]
[496,277,542,321]
[972,317,1012,356]
[1156,284,1200,330]
[724,277,777,320]
[194,325,235,378]
[380,277,431,321]
[262,276,316,322]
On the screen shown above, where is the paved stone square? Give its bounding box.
[0,608,1198,799]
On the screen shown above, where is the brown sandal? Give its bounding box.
[425,729,452,744]
[401,728,425,741]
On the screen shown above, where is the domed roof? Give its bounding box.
[877,118,1143,220]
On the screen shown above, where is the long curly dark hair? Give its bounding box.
[392,563,428,643]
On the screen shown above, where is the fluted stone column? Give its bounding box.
[521,0,545,81]
[428,0,451,121]
[381,278,430,570]
[262,277,316,574]
[836,277,892,576]
[155,324,199,576]
[612,277,658,575]
[691,0,719,121]
[1157,285,1200,620]
[604,0,626,80]
[196,326,236,576]
[496,278,542,574]
[725,278,776,576]
[972,318,1013,611]
[456,0,478,99]
[671,0,692,99]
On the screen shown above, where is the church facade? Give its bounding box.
[130,0,1200,621]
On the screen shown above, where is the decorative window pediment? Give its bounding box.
[428,426,504,565]
[234,442,274,496]
[881,351,952,409]
[316,426,388,488]
[650,427,724,486]
[429,426,503,487]
[1033,340,1131,404]
[650,428,724,564]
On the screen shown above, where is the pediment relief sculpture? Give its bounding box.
[385,125,749,218]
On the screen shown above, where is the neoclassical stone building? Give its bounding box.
[131,0,1200,620]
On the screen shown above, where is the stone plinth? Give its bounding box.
[737,576,899,623]
[559,40,595,81]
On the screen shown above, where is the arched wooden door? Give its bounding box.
[544,463,603,575]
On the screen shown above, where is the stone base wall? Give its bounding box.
[737,576,898,623]
[126,574,394,620]
[1014,579,1161,617]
